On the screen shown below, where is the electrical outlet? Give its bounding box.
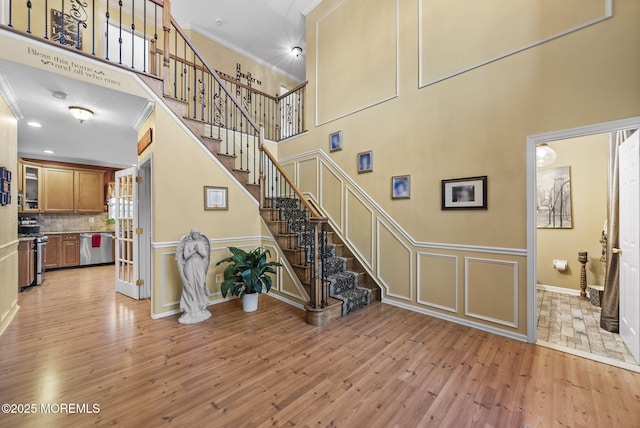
[216,274,223,283]
[88,217,95,223]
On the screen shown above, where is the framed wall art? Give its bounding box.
[536,166,572,228]
[329,130,342,152]
[392,175,411,199]
[51,9,83,49]
[204,186,228,211]
[357,150,373,173]
[442,176,487,210]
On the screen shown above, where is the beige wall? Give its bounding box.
[0,92,19,334]
[276,0,640,337]
[537,135,608,290]
[188,29,301,97]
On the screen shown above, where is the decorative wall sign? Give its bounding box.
[0,167,12,207]
[137,128,153,155]
[441,176,487,210]
[537,166,572,228]
[204,186,228,210]
[51,9,83,49]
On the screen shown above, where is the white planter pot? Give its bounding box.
[242,293,259,312]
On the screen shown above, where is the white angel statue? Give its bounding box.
[175,228,212,324]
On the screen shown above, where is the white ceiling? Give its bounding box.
[0,59,151,168]
[171,0,320,82]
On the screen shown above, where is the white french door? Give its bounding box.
[619,129,640,363]
[115,167,140,300]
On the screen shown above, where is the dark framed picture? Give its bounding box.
[204,186,228,210]
[392,175,411,199]
[51,9,82,49]
[329,130,342,152]
[357,151,373,173]
[441,176,487,210]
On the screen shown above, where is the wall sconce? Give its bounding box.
[291,46,303,58]
[68,106,94,123]
[536,143,557,167]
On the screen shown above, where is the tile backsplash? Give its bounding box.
[31,213,114,233]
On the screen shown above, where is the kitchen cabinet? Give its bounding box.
[19,160,105,213]
[44,234,80,268]
[61,234,80,267]
[22,164,42,212]
[75,170,105,212]
[17,158,23,193]
[44,235,61,269]
[43,168,75,212]
[18,240,35,288]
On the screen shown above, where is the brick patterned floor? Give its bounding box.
[536,289,638,365]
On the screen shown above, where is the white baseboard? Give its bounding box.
[536,284,581,297]
[265,292,305,311]
[381,298,528,343]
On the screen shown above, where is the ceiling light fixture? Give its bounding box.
[291,46,303,58]
[44,150,54,154]
[27,121,42,128]
[68,106,94,123]
[536,143,557,167]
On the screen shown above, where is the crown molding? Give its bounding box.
[0,66,24,120]
[302,0,325,16]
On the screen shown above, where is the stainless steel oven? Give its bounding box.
[34,235,48,285]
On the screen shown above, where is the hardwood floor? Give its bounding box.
[2,265,640,427]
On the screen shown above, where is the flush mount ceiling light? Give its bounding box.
[536,143,557,167]
[291,46,303,58]
[27,121,42,128]
[68,106,94,123]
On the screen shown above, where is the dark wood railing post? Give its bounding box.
[162,0,171,96]
[259,125,266,209]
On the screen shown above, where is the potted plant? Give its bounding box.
[216,247,282,312]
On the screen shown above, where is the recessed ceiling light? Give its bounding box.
[52,91,67,100]
[27,121,42,128]
[131,164,137,167]
[43,150,54,154]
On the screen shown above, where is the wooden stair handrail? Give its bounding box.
[168,16,261,135]
[261,145,325,220]
[276,81,308,102]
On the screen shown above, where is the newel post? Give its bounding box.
[162,0,172,96]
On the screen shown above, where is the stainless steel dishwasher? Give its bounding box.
[80,233,114,265]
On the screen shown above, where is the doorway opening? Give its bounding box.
[527,117,640,371]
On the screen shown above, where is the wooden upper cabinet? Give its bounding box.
[75,170,104,212]
[43,168,75,212]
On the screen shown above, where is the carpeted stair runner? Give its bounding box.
[272,197,371,316]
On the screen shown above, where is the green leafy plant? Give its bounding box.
[105,218,116,225]
[216,247,282,298]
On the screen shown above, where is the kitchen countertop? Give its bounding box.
[18,236,36,242]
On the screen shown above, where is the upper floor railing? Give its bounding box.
[1,0,306,143]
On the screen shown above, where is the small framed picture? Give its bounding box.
[357,151,373,173]
[391,175,411,199]
[329,130,342,152]
[204,186,228,210]
[441,176,487,210]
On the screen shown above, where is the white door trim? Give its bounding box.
[526,117,640,343]
[138,154,153,303]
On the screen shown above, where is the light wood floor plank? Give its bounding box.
[1,265,640,427]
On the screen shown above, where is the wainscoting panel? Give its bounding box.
[345,188,374,269]
[417,252,457,313]
[281,163,296,186]
[297,158,319,199]
[316,0,398,125]
[320,163,344,232]
[377,219,412,301]
[419,0,611,86]
[465,257,519,328]
[277,150,528,337]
